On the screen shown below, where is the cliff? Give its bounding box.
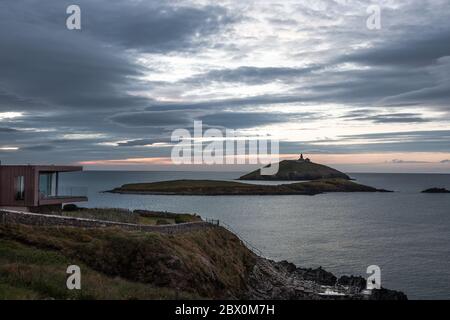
[0,221,406,300]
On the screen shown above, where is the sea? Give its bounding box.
[59,171,450,300]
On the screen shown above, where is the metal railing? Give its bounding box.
[205,218,266,258]
[41,186,88,199]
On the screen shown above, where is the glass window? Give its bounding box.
[39,173,57,198]
[15,176,25,200]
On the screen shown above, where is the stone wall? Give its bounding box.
[0,209,214,234]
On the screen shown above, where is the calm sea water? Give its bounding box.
[60,171,450,300]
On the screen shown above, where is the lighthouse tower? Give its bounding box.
[298,153,311,162]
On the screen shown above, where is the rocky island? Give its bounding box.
[108,178,391,196]
[421,188,450,193]
[239,154,351,181]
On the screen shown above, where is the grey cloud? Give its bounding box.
[355,113,430,124]
[0,127,19,133]
[388,159,430,164]
[339,130,450,141]
[145,95,310,112]
[0,3,144,113]
[339,29,450,67]
[117,138,172,147]
[199,111,316,129]
[185,65,321,85]
[81,2,233,53]
[21,145,55,152]
[110,111,192,127]
[380,56,450,109]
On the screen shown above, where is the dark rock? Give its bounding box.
[369,288,408,300]
[421,188,450,193]
[337,275,366,291]
[244,258,408,300]
[294,266,337,286]
[276,260,297,273]
[62,204,80,211]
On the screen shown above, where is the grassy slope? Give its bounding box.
[111,178,383,195]
[0,224,255,300]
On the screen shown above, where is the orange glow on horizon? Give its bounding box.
[78,152,450,167]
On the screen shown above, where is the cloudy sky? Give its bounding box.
[1,0,450,172]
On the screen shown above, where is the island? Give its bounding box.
[108,178,391,196]
[239,154,351,181]
[421,188,450,194]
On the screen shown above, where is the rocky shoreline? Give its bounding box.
[246,258,407,300]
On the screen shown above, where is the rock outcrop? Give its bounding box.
[239,160,351,181]
[421,188,450,193]
[245,258,408,300]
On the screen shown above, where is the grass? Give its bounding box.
[0,238,197,300]
[110,178,385,195]
[119,180,247,191]
[61,208,139,224]
[0,223,255,300]
[59,207,201,225]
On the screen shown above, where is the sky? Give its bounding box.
[0,0,450,172]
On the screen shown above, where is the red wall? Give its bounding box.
[0,166,37,207]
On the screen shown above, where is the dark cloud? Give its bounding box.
[348,113,430,124]
[81,2,233,53]
[0,0,233,163]
[117,138,172,147]
[145,95,312,112]
[339,29,450,67]
[185,65,321,85]
[21,145,55,152]
[0,127,19,133]
[199,111,316,128]
[110,111,192,127]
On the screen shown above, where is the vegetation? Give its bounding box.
[61,207,139,224]
[0,238,196,299]
[59,206,201,225]
[0,224,255,300]
[109,178,390,196]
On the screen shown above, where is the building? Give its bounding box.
[298,154,311,163]
[0,165,87,212]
